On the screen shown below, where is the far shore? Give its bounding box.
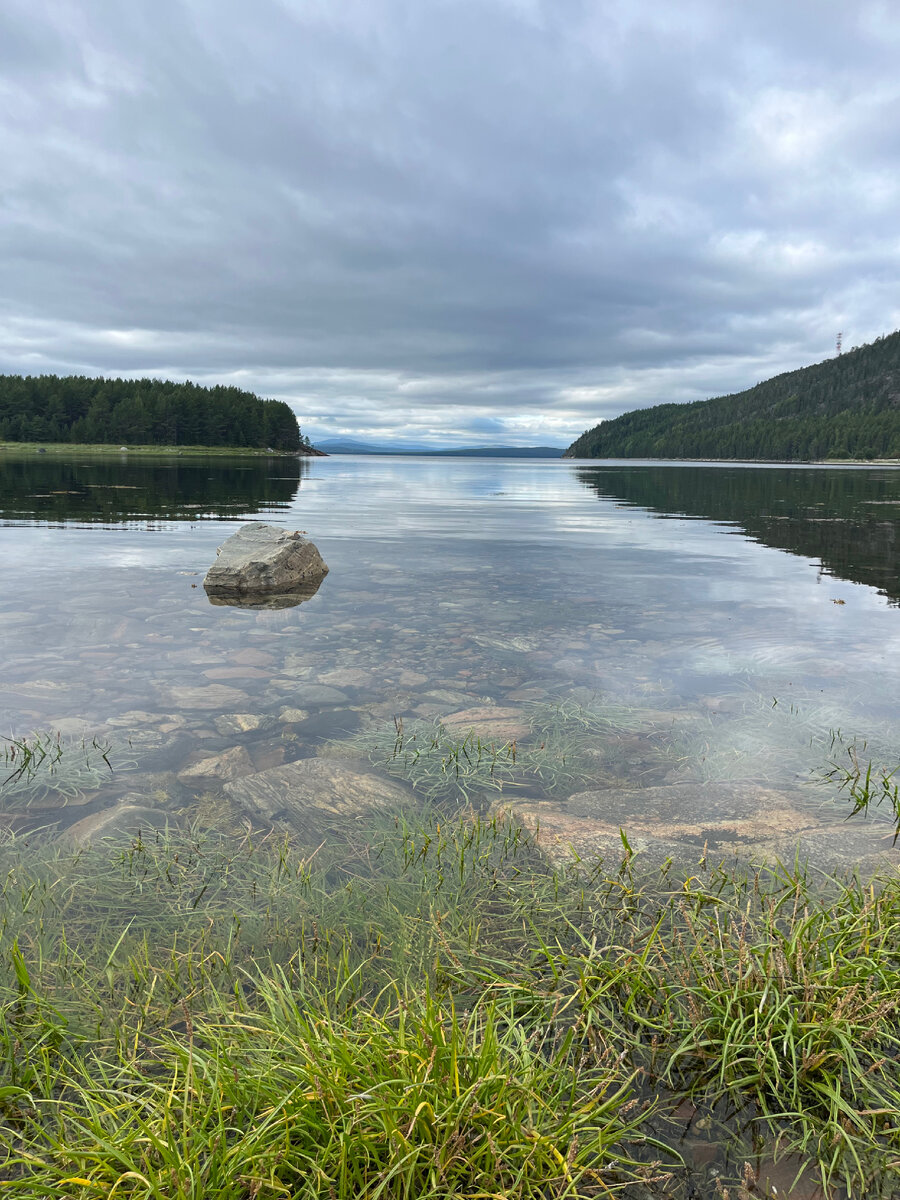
[0,441,324,457]
[563,454,900,466]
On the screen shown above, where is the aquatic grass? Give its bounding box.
[821,730,900,842]
[525,697,651,739]
[338,699,654,805]
[654,689,847,789]
[521,699,651,795]
[0,730,126,810]
[2,731,65,784]
[340,717,525,805]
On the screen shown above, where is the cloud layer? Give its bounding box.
[2,0,899,446]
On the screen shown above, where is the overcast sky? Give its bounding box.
[1,0,898,447]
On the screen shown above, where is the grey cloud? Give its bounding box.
[1,0,898,445]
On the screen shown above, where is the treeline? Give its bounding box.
[566,330,900,460]
[0,375,305,451]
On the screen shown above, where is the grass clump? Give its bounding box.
[656,871,900,1185]
[5,984,645,1199]
[0,820,664,1198]
[1,815,900,1195]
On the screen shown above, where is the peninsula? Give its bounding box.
[0,374,308,453]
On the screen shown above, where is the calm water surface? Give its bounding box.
[2,451,900,870]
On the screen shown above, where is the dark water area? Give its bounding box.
[0,450,304,523]
[577,462,900,605]
[1,450,899,870]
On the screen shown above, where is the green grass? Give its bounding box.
[1,814,900,1197]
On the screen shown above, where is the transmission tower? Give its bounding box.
[836,331,843,356]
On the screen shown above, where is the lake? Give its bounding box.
[2,449,899,873]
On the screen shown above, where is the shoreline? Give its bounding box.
[563,453,900,466]
[0,441,325,457]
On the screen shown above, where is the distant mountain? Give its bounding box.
[565,330,900,461]
[315,438,565,458]
[427,446,565,458]
[314,438,412,454]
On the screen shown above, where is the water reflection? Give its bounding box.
[575,463,900,604]
[0,450,306,523]
[2,454,900,879]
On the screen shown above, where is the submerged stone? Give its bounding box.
[206,588,324,610]
[441,706,530,742]
[289,708,362,739]
[495,782,823,870]
[230,648,276,667]
[278,707,311,724]
[203,666,270,681]
[44,716,101,740]
[214,712,268,735]
[164,684,250,710]
[318,667,375,688]
[563,782,815,838]
[223,757,414,839]
[203,523,328,597]
[106,710,168,728]
[177,745,255,783]
[64,804,174,845]
[283,683,350,706]
[492,798,689,870]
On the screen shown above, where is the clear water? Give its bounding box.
[2,450,899,870]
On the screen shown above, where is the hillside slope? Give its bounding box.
[565,331,900,460]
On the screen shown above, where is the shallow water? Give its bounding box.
[2,450,900,870]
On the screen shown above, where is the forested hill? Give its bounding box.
[565,330,900,461]
[0,375,303,451]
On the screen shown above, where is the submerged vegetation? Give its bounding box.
[1,813,900,1197]
[824,730,900,843]
[341,700,649,804]
[0,731,122,809]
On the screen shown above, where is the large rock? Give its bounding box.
[494,782,823,870]
[204,523,328,597]
[224,757,414,839]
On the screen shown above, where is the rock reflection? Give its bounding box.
[205,578,326,610]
